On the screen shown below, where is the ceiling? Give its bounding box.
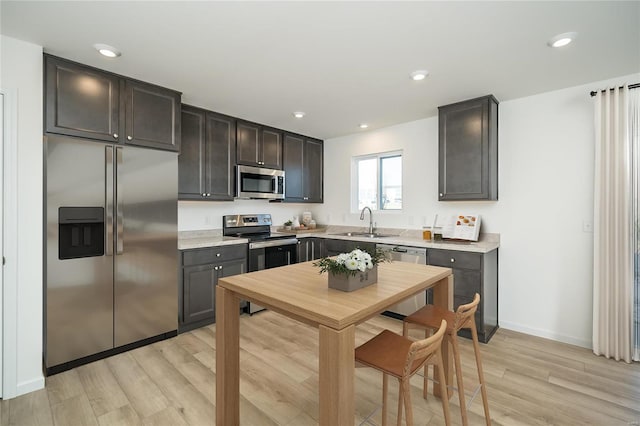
[1,1,639,139]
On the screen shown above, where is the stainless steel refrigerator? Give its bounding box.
[45,135,178,372]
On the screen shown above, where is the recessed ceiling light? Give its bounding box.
[93,43,121,58]
[293,112,305,119]
[359,123,369,129]
[410,70,429,81]
[547,32,577,48]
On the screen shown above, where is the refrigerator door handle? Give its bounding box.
[115,146,124,255]
[105,146,114,256]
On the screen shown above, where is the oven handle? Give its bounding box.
[249,238,298,250]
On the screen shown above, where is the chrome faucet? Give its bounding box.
[360,206,374,234]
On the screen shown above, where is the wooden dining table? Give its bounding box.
[215,260,454,425]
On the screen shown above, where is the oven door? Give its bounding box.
[248,243,297,314]
[265,244,297,268]
[249,243,297,272]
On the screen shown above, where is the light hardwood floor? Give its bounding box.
[2,311,640,425]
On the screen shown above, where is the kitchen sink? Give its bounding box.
[330,232,399,238]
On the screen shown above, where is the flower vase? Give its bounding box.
[328,265,378,292]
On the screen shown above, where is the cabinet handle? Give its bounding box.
[214,266,218,270]
[219,266,223,270]
[440,193,443,197]
[216,253,221,257]
[202,193,206,197]
[450,258,455,263]
[206,193,211,196]
[113,133,118,139]
[127,136,133,141]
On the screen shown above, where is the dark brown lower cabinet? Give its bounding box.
[427,248,498,343]
[324,239,375,257]
[179,244,247,332]
[297,238,326,262]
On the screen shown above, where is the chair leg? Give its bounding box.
[402,378,414,426]
[423,328,430,400]
[436,350,452,426]
[397,378,404,426]
[382,373,388,426]
[471,323,491,426]
[450,334,468,426]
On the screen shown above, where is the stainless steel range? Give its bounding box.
[223,214,298,313]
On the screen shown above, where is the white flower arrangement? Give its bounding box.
[314,247,390,277]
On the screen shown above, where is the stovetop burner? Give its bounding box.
[223,214,298,249]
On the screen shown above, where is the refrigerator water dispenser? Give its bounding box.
[58,207,104,259]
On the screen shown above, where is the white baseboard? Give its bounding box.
[15,376,45,398]
[500,320,591,349]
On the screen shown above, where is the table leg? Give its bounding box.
[432,274,454,399]
[216,286,240,425]
[319,324,355,426]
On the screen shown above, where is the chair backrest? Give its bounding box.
[453,293,480,330]
[403,319,447,377]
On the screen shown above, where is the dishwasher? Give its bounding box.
[377,244,427,317]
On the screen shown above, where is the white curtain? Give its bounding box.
[593,85,634,363]
[632,89,640,362]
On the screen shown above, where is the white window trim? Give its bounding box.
[351,150,403,213]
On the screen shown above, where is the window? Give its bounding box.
[353,152,402,211]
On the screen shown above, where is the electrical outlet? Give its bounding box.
[583,220,593,233]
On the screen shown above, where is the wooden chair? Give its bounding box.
[403,293,490,426]
[355,320,451,426]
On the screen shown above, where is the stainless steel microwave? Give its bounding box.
[236,165,285,199]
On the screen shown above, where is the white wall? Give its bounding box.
[314,73,640,348]
[1,36,44,396]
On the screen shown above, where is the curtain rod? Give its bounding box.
[590,83,640,97]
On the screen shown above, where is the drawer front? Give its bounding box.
[428,249,481,270]
[182,244,247,266]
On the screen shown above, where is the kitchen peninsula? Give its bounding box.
[215,261,454,425]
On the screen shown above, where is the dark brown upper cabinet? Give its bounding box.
[438,95,498,201]
[179,105,236,201]
[236,120,282,169]
[44,54,181,152]
[282,133,323,203]
[124,80,181,152]
[45,55,121,142]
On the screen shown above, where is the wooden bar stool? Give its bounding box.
[355,320,451,426]
[403,293,490,426]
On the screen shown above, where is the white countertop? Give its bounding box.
[284,232,499,254]
[178,230,249,250]
[178,228,499,253]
